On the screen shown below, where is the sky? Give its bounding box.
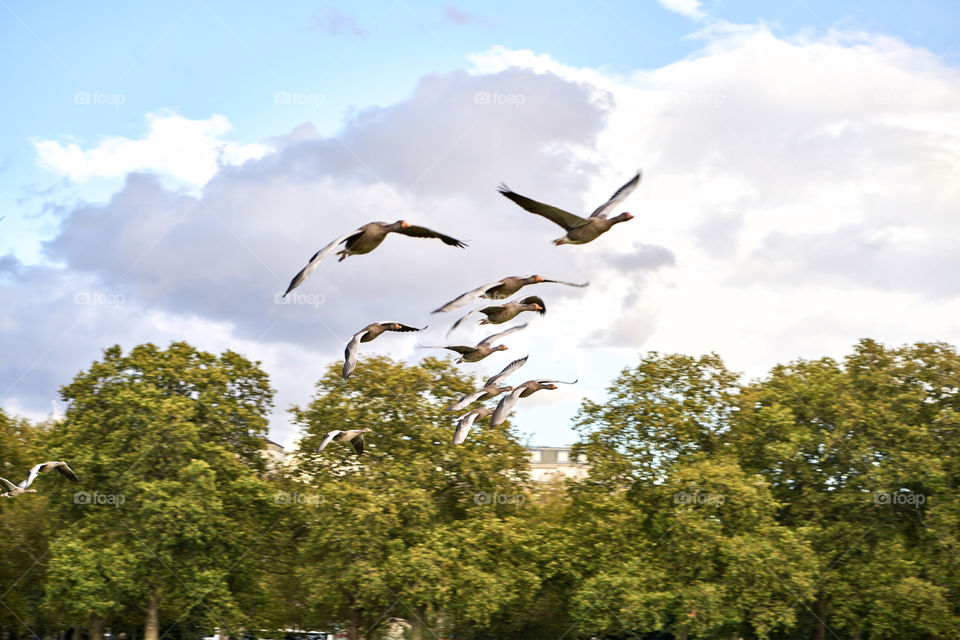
[2,0,960,448]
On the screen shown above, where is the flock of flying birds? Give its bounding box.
[298,171,644,457]
[1,171,642,498]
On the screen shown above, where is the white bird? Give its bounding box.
[491,379,579,426]
[446,356,529,412]
[0,461,79,498]
[432,275,587,314]
[343,322,425,379]
[452,408,492,445]
[316,429,373,456]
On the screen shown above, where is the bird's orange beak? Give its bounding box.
[534,304,544,311]
[535,275,544,282]
[401,220,410,228]
[623,212,634,220]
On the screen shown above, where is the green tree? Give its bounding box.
[48,342,277,640]
[289,355,535,640]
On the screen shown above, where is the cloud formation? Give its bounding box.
[7,23,960,447]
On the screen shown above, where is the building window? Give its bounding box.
[556,450,569,463]
[529,450,541,463]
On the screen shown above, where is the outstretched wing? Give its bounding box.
[350,433,366,456]
[491,388,525,426]
[485,355,529,387]
[20,463,45,489]
[432,280,504,314]
[0,477,17,491]
[447,308,484,337]
[537,378,579,386]
[386,323,425,333]
[498,184,585,231]
[395,225,467,248]
[540,278,589,288]
[453,411,482,445]
[478,323,527,346]
[54,463,79,482]
[447,390,488,413]
[283,227,365,298]
[343,329,371,379]
[316,430,341,453]
[589,171,641,219]
[519,296,547,315]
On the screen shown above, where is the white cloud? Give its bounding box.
[10,23,960,447]
[32,113,271,188]
[658,0,706,20]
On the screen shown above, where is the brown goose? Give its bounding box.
[343,322,425,379]
[452,407,492,445]
[498,171,640,245]
[448,296,545,336]
[447,356,529,412]
[316,428,373,456]
[421,323,527,364]
[0,461,79,498]
[491,378,579,426]
[432,275,588,313]
[283,220,467,297]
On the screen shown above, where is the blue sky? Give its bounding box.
[2,1,960,448]
[4,0,959,261]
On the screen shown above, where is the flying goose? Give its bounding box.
[283,221,467,297]
[316,429,373,456]
[452,407,492,445]
[448,296,545,336]
[498,171,641,245]
[421,323,527,364]
[0,461,79,498]
[432,275,587,313]
[491,379,579,426]
[447,356,529,412]
[343,322,425,379]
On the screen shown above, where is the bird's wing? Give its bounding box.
[491,388,525,426]
[282,227,365,298]
[316,430,342,453]
[395,225,467,248]
[485,355,529,387]
[20,463,44,489]
[589,171,642,219]
[519,296,547,314]
[540,278,589,288]
[0,477,17,491]
[350,433,366,456]
[537,378,579,386]
[497,184,585,230]
[452,411,481,445]
[447,309,483,337]
[342,329,370,379]
[54,462,79,482]
[419,344,474,355]
[447,390,488,413]
[478,322,527,346]
[387,323,426,333]
[432,280,503,314]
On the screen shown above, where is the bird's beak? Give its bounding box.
[624,212,634,220]
[535,275,544,282]
[401,220,410,228]
[534,304,544,311]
